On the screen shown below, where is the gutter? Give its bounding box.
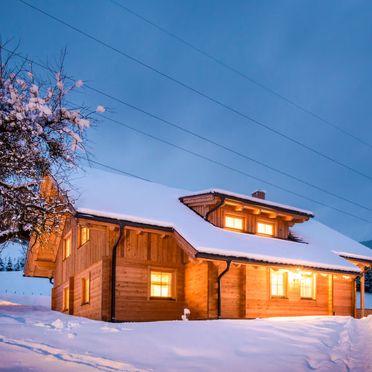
[205,196,225,222]
[76,212,173,322]
[111,222,125,322]
[196,252,360,275]
[217,259,231,318]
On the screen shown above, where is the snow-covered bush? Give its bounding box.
[0,47,94,245]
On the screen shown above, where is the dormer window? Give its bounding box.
[257,221,274,236]
[225,215,244,231]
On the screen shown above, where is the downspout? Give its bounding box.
[205,196,225,222]
[111,223,126,322]
[217,259,232,319]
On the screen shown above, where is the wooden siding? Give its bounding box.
[114,229,187,321]
[208,204,290,239]
[50,216,356,322]
[183,261,355,319]
[333,275,353,315]
[185,261,209,319]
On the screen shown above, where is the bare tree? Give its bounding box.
[0,44,96,245]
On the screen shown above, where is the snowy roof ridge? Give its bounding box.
[69,167,372,273]
[333,251,372,263]
[181,188,314,217]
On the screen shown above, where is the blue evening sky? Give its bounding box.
[1,0,372,240]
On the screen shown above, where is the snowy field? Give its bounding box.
[0,273,372,371]
[1,298,372,371]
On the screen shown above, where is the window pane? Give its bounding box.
[225,216,243,230]
[82,277,90,303]
[151,284,162,297]
[151,272,162,283]
[150,271,172,297]
[300,274,313,298]
[161,285,169,297]
[271,270,285,297]
[63,287,69,310]
[81,227,89,245]
[64,236,71,259]
[257,222,273,236]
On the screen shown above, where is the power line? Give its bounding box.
[2,50,371,223]
[110,0,372,151]
[96,113,372,223]
[77,156,152,182]
[6,47,372,217]
[18,0,372,183]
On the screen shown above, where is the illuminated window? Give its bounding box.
[271,269,287,297]
[79,226,90,246]
[257,222,274,236]
[63,234,71,260]
[63,287,69,311]
[82,276,90,304]
[150,271,173,298]
[225,215,244,230]
[300,273,316,299]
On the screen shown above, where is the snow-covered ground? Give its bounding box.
[1,297,372,371]
[1,273,372,371]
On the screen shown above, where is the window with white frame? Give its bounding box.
[257,221,274,236]
[225,215,244,230]
[300,273,316,299]
[271,269,287,297]
[150,271,173,298]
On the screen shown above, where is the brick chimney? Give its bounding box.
[252,190,266,200]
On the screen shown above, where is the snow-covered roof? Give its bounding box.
[181,189,314,217]
[70,168,372,273]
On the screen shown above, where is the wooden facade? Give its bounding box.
[44,214,358,322]
[180,192,311,240]
[25,185,370,322]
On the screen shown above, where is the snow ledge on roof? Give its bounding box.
[182,188,314,216]
[334,251,372,263]
[198,247,361,273]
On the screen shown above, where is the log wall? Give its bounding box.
[114,229,187,321]
[52,217,356,322]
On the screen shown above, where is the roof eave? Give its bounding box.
[195,252,360,275]
[180,191,314,218]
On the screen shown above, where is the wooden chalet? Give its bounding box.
[24,168,372,321]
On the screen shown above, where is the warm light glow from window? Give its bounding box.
[63,235,71,259]
[80,226,90,246]
[225,216,244,230]
[271,269,286,297]
[257,222,274,236]
[151,271,172,298]
[82,276,90,304]
[300,273,315,298]
[63,287,69,311]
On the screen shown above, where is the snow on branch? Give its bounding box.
[0,44,98,245]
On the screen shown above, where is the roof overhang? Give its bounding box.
[180,191,314,219]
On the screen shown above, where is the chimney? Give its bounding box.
[252,190,266,200]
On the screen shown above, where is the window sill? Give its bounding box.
[301,297,316,301]
[150,296,176,301]
[270,296,288,299]
[81,301,90,306]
